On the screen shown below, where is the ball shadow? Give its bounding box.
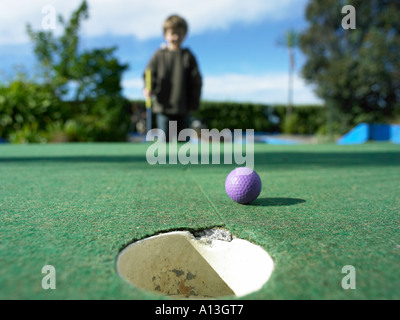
[251,197,306,207]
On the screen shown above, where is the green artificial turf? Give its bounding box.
[0,142,399,300]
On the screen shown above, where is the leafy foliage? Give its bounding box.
[0,74,66,143]
[300,0,400,128]
[130,100,327,135]
[0,0,130,143]
[193,101,328,134]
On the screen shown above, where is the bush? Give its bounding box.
[127,100,328,135]
[274,105,327,134]
[0,79,64,143]
[193,101,327,134]
[0,78,131,143]
[192,101,278,132]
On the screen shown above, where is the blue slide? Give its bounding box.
[337,123,369,145]
[337,123,400,145]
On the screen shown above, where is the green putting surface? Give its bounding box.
[1,142,399,300]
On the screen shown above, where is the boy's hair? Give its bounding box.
[163,15,188,35]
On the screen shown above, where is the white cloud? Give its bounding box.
[201,72,323,105]
[0,0,80,44]
[123,77,143,90]
[122,72,324,105]
[0,0,306,44]
[1,0,320,104]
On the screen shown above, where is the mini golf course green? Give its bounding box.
[0,142,399,300]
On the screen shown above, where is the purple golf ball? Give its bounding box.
[225,167,262,204]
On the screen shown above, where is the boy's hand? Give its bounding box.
[143,88,151,98]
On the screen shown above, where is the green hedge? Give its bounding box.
[0,79,130,143]
[0,81,327,143]
[0,80,64,143]
[130,100,327,135]
[194,101,327,134]
[193,101,277,132]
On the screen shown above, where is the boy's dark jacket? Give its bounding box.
[145,47,202,115]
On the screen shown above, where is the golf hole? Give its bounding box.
[117,228,274,299]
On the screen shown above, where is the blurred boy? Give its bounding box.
[143,14,202,140]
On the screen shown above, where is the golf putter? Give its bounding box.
[145,69,152,133]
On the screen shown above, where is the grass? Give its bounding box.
[0,142,399,299]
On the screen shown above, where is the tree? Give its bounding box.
[278,29,300,121]
[0,72,64,143]
[26,0,130,141]
[300,0,400,132]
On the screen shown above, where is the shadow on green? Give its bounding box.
[251,197,306,207]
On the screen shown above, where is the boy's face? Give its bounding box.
[164,27,186,50]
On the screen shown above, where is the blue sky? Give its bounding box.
[0,0,323,105]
